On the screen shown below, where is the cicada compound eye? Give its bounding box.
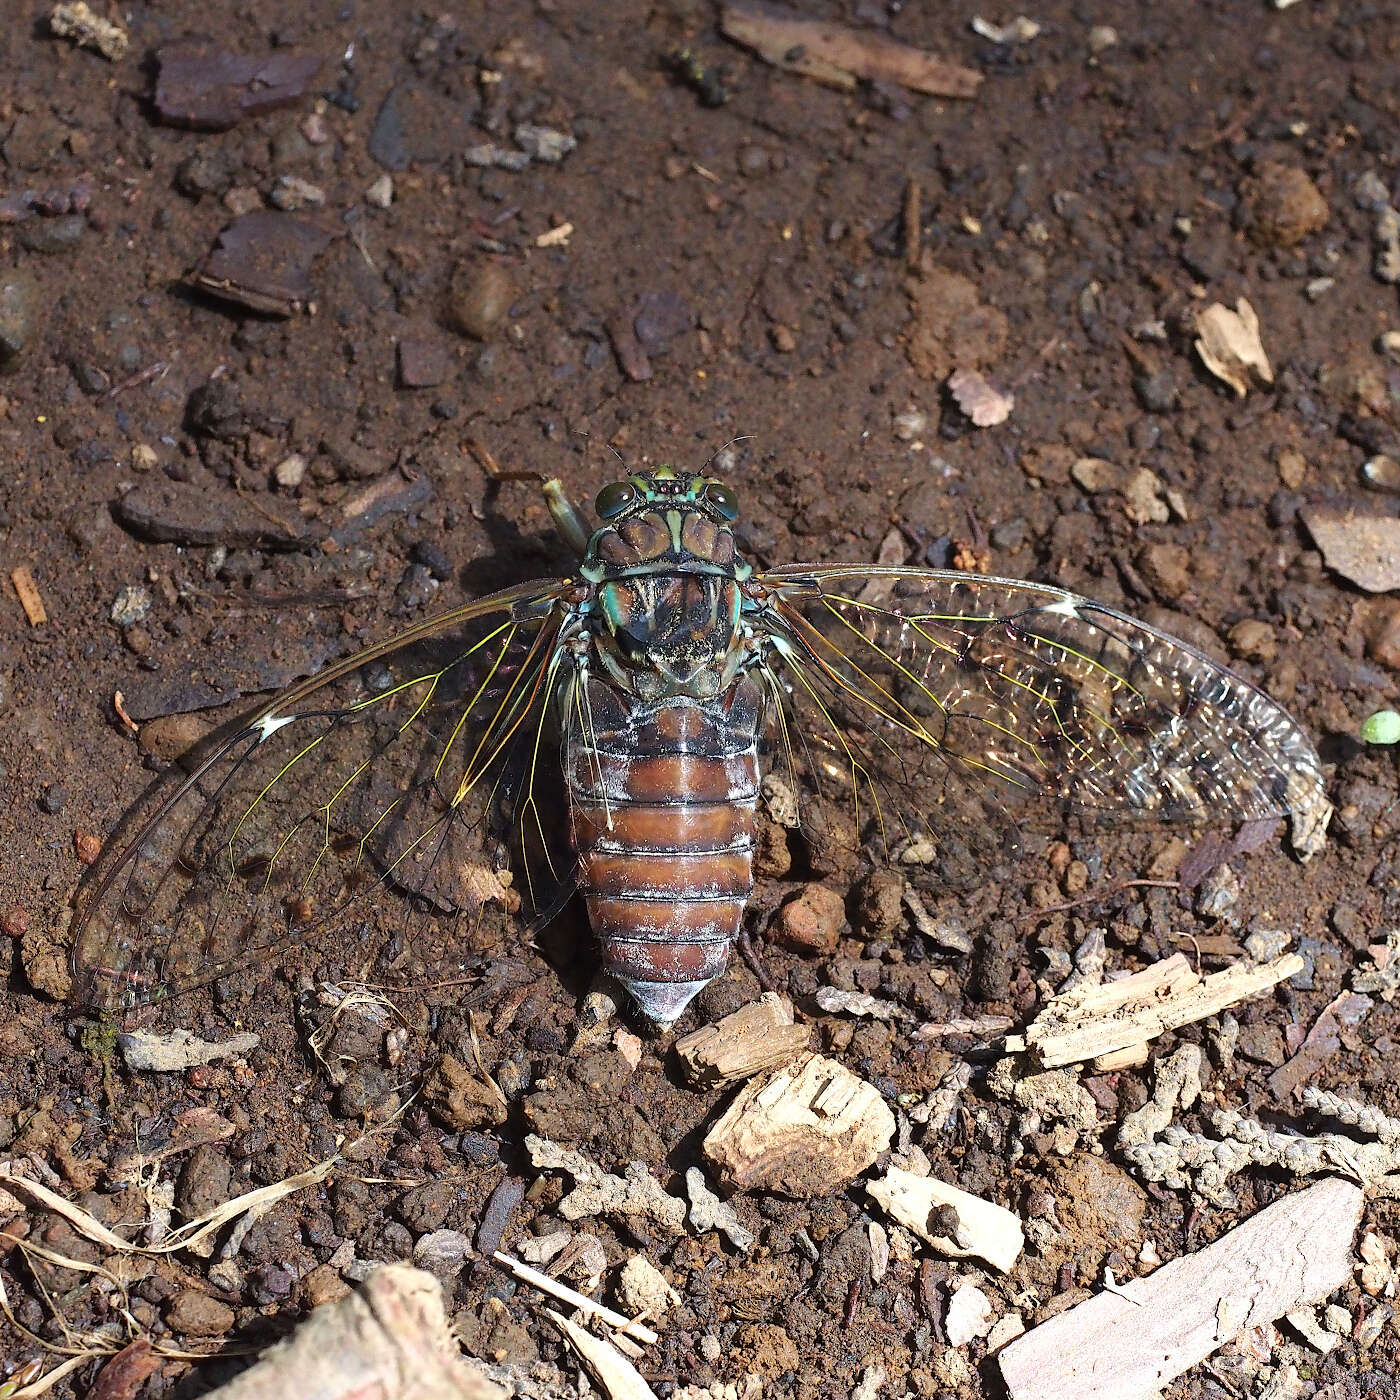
[703,481,739,520]
[595,480,637,520]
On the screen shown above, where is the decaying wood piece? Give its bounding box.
[720,4,983,98]
[865,1165,1024,1273]
[549,1309,659,1400]
[674,992,810,1086]
[702,1052,894,1197]
[11,566,47,625]
[1023,952,1303,1069]
[1194,297,1274,397]
[201,1263,502,1400]
[997,1178,1363,1400]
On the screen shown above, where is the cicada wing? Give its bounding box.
[71,579,579,1012]
[754,564,1328,863]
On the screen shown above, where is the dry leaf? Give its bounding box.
[1195,298,1273,397]
[948,367,1014,426]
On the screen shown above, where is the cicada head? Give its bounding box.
[581,468,752,700]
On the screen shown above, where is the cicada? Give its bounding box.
[71,467,1330,1024]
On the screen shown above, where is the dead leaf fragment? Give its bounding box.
[720,5,982,98]
[1299,509,1400,592]
[1194,298,1273,397]
[948,367,1014,427]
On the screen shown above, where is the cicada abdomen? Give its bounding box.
[567,675,763,1024]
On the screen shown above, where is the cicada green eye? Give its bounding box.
[595,481,637,520]
[704,482,739,520]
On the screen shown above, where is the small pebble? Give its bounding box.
[446,259,515,340]
[110,585,152,629]
[18,213,86,254]
[365,174,394,209]
[273,452,307,489]
[0,270,39,363]
[165,1290,235,1339]
[269,175,325,211]
[1362,455,1400,493]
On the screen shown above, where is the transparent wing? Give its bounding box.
[754,564,1327,859]
[71,579,578,1011]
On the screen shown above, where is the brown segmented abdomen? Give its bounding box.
[567,676,763,1023]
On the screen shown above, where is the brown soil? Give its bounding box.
[1,2,1399,1397]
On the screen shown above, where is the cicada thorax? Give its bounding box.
[566,672,762,1024]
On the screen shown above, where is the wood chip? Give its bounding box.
[674,992,810,1087]
[997,1178,1363,1400]
[1300,508,1400,593]
[1023,952,1303,1069]
[11,565,47,625]
[866,1165,1024,1273]
[548,1309,658,1400]
[720,4,983,98]
[1194,297,1273,397]
[702,1052,894,1197]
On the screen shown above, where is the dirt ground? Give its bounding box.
[2,0,1399,1396]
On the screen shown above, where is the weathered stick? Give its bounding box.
[997,1178,1363,1400]
[1025,953,1303,1068]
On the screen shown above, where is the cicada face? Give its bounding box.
[68,466,1331,1021]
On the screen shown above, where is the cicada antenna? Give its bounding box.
[704,435,755,472]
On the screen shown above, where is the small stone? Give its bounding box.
[514,123,576,163]
[446,259,515,341]
[616,1254,681,1318]
[0,270,39,365]
[1194,864,1241,920]
[273,452,307,489]
[18,213,86,254]
[422,1054,507,1130]
[1365,602,1400,669]
[397,337,451,389]
[773,884,845,954]
[110,585,152,629]
[269,174,325,210]
[853,869,906,935]
[1133,369,1177,414]
[1362,455,1400,493]
[1136,542,1192,599]
[302,1262,350,1306]
[165,1289,235,1338]
[137,713,210,761]
[175,1145,232,1218]
[39,785,66,814]
[1086,24,1117,53]
[1228,619,1275,662]
[769,324,797,353]
[946,1283,994,1346]
[130,444,158,471]
[412,1228,473,1280]
[1243,163,1329,247]
[365,174,394,209]
[1276,447,1307,488]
